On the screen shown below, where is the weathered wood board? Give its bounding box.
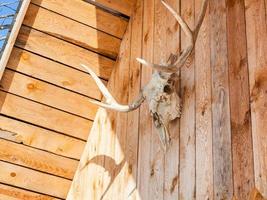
[68,0,267,199]
[0,0,133,198]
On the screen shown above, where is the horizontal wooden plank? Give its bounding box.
[31,0,128,39]
[0,116,85,160]
[0,161,71,199]
[90,0,135,16]
[0,139,78,179]
[23,4,121,59]
[0,184,60,200]
[0,91,91,140]
[7,47,104,100]
[16,26,114,80]
[1,69,98,120]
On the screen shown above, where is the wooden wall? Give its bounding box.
[0,0,137,199]
[68,0,267,199]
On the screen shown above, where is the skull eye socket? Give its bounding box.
[164,85,172,94]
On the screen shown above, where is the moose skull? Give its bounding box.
[81,0,209,151]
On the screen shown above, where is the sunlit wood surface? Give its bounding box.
[0,0,137,199]
[69,0,267,199]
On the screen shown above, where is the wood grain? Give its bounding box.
[0,184,60,200]
[195,0,213,199]
[31,0,128,38]
[0,139,78,179]
[67,13,133,200]
[123,0,142,197]
[1,69,98,120]
[148,1,166,200]
[15,26,114,80]
[179,0,196,199]
[164,0,180,199]
[7,47,104,100]
[92,0,136,16]
[0,115,85,160]
[210,0,233,199]
[23,4,121,59]
[0,161,71,199]
[137,0,154,199]
[102,18,132,199]
[0,91,92,140]
[245,0,267,197]
[64,0,267,198]
[226,0,255,199]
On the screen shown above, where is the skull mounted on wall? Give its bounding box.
[81,0,209,151]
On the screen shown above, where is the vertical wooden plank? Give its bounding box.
[195,0,213,199]
[226,0,255,199]
[105,15,132,199]
[210,0,233,199]
[245,0,267,197]
[122,0,143,198]
[164,0,180,199]
[148,0,166,199]
[179,0,196,199]
[137,0,154,198]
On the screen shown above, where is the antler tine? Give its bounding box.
[193,0,209,41]
[81,64,145,112]
[137,0,209,73]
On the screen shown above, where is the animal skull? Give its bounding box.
[81,0,209,151]
[142,71,181,150]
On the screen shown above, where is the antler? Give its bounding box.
[81,64,145,112]
[137,0,209,73]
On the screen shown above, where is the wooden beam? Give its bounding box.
[0,161,71,199]
[0,91,92,140]
[23,4,121,59]
[0,139,78,179]
[16,26,114,80]
[31,0,128,39]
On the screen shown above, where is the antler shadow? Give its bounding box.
[80,155,126,200]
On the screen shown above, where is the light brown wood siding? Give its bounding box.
[0,0,137,199]
[69,0,267,199]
